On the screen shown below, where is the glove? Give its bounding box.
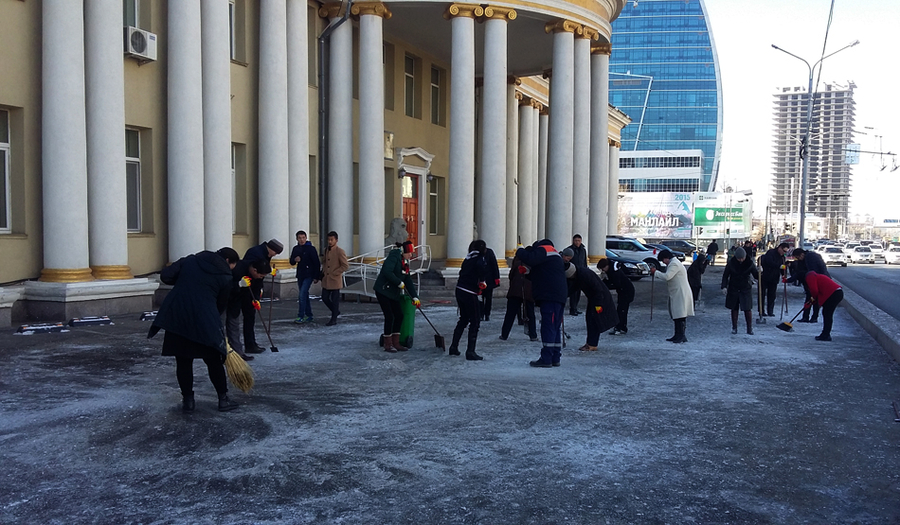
[478,282,487,290]
[595,306,602,314]
[270,267,277,276]
[518,265,528,274]
[780,264,786,270]
[399,282,405,290]
[239,276,252,288]
[494,278,501,287]
[516,243,524,249]
[781,277,787,283]
[252,300,261,311]
[412,298,421,308]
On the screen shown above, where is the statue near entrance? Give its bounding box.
[386,217,409,245]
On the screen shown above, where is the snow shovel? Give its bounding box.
[776,303,810,332]
[756,271,766,325]
[253,287,279,352]
[405,289,445,351]
[267,272,279,352]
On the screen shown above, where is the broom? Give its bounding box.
[776,303,811,332]
[224,339,254,393]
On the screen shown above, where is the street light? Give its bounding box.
[771,40,860,246]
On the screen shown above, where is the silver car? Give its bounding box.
[850,246,874,264]
[821,246,849,267]
[869,245,886,263]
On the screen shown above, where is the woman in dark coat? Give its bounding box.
[150,247,240,413]
[500,254,537,342]
[566,263,618,351]
[721,247,759,335]
[481,247,501,321]
[597,258,634,335]
[687,251,709,303]
[373,241,420,353]
[449,240,490,360]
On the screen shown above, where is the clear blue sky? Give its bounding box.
[703,0,900,220]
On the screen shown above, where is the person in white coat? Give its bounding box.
[650,249,694,343]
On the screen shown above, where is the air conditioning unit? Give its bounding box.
[124,26,157,62]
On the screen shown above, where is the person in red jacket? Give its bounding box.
[804,271,843,341]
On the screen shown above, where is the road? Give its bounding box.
[830,263,900,321]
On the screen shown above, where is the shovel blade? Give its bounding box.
[776,322,793,332]
[434,334,446,351]
[270,346,279,353]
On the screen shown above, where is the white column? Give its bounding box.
[356,4,390,256]
[517,99,536,246]
[40,2,91,281]
[167,1,205,260]
[608,143,620,235]
[588,45,611,262]
[531,103,540,241]
[84,0,130,280]
[545,22,577,248]
[288,0,311,237]
[323,6,354,250]
[537,108,549,239]
[505,85,520,257]
[445,5,481,268]
[572,33,592,241]
[259,0,290,259]
[201,0,233,251]
[478,7,514,265]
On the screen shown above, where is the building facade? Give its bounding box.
[770,82,856,239]
[0,0,630,323]
[608,0,722,192]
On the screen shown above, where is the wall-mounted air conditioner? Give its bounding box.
[124,26,157,62]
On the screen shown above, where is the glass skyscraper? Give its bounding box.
[608,0,723,191]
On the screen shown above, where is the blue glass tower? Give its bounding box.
[609,0,723,191]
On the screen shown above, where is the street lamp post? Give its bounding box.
[771,40,859,246]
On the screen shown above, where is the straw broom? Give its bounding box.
[224,340,254,393]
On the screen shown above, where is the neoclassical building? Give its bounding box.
[0,0,629,323]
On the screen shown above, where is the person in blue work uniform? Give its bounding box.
[516,239,568,368]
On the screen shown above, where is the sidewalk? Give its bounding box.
[2,266,900,523]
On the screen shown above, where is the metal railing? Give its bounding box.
[342,244,431,298]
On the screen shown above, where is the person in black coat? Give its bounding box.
[788,248,829,323]
[759,243,789,317]
[481,247,501,321]
[289,230,320,323]
[565,234,588,315]
[225,258,271,359]
[149,248,241,413]
[500,254,538,342]
[687,251,709,304]
[721,247,760,335]
[516,239,567,368]
[706,240,719,265]
[449,240,490,360]
[565,263,618,351]
[597,258,635,335]
[240,239,283,350]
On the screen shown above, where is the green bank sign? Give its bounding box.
[694,207,744,226]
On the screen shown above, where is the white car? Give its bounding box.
[869,245,886,263]
[843,242,860,255]
[886,246,900,265]
[850,246,874,264]
[821,246,849,267]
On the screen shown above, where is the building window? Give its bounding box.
[229,0,246,63]
[384,42,395,111]
[430,66,443,125]
[404,54,421,118]
[231,144,236,234]
[428,176,444,235]
[123,0,139,27]
[0,110,9,233]
[232,143,248,234]
[228,0,236,60]
[125,129,141,232]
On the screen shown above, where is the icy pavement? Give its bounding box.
[2,266,900,524]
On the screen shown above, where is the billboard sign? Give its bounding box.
[617,192,694,239]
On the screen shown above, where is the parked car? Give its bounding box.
[886,246,900,265]
[653,239,697,258]
[821,246,849,267]
[801,242,815,252]
[604,249,652,281]
[869,245,886,263]
[849,246,874,264]
[606,235,660,270]
[843,242,860,254]
[644,243,685,262]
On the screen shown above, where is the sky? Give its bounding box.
[702,0,900,221]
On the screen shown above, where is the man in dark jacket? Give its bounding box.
[290,230,320,323]
[516,239,567,368]
[565,262,618,351]
[759,243,788,317]
[565,234,588,316]
[706,240,719,265]
[687,251,709,304]
[481,247,501,321]
[788,248,829,323]
[150,248,241,412]
[597,258,634,335]
[226,258,271,356]
[721,247,759,335]
[239,239,282,350]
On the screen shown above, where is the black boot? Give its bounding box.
[745,310,754,335]
[182,392,195,413]
[530,348,553,368]
[465,332,482,360]
[666,320,678,341]
[448,346,461,356]
[465,350,483,361]
[731,310,739,335]
[672,319,688,343]
[218,394,239,412]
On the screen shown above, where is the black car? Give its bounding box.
[605,249,652,281]
[644,243,686,262]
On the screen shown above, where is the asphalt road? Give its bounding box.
[830,263,900,321]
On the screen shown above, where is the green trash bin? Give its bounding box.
[399,294,416,348]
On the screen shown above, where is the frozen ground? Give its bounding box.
[2,266,900,524]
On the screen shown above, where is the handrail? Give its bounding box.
[342,244,431,297]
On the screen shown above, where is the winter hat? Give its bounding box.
[564,262,577,279]
[735,247,746,260]
[402,241,415,254]
[561,248,575,259]
[266,239,284,255]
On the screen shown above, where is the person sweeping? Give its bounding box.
[149,247,243,413]
[804,271,843,342]
[721,247,760,335]
[565,262,618,351]
[448,240,490,360]
[374,241,420,353]
[650,249,694,344]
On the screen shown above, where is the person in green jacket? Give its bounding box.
[374,241,420,353]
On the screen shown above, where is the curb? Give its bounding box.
[834,278,900,364]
